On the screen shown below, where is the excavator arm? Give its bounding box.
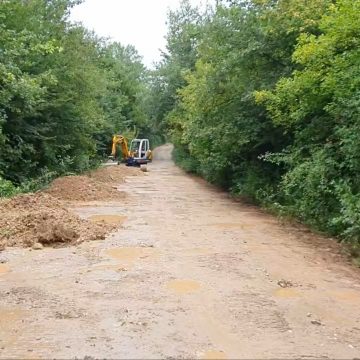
[110,135,131,160]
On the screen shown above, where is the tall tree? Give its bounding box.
[0,0,150,187]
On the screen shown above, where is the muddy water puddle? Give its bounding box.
[0,309,30,358]
[167,279,201,294]
[89,214,127,225]
[0,308,26,324]
[201,350,227,359]
[329,290,360,303]
[0,264,10,276]
[105,247,158,267]
[274,288,302,298]
[0,308,28,343]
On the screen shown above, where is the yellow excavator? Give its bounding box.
[110,135,152,167]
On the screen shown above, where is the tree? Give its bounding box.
[0,0,150,187]
[256,0,360,241]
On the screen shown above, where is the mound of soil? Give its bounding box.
[87,165,144,184]
[0,165,144,250]
[0,193,116,249]
[44,175,126,201]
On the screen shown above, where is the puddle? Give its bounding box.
[166,279,201,294]
[0,308,28,353]
[0,264,10,276]
[0,308,28,337]
[201,350,227,359]
[89,215,127,225]
[0,308,25,324]
[274,288,301,298]
[105,247,158,267]
[329,290,360,303]
[0,308,44,359]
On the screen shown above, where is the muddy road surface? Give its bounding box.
[1,144,360,359]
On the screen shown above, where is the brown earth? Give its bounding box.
[44,175,126,201]
[1,145,360,359]
[0,193,115,249]
[44,165,143,201]
[0,164,142,250]
[86,164,144,184]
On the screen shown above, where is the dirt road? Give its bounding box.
[1,144,360,359]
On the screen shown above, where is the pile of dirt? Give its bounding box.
[44,175,126,201]
[87,165,144,184]
[0,165,144,250]
[0,193,116,249]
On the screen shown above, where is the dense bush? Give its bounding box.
[257,0,360,242]
[153,0,360,245]
[0,177,18,198]
[0,0,151,186]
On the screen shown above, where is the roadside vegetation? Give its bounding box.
[152,0,360,249]
[1,0,359,251]
[0,0,159,196]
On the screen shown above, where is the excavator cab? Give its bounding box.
[130,139,150,160]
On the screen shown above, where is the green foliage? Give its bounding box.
[164,0,330,189]
[0,177,18,198]
[258,0,360,242]
[154,0,360,247]
[0,0,153,189]
[142,0,207,150]
[19,170,58,194]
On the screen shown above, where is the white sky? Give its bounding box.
[70,0,213,68]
